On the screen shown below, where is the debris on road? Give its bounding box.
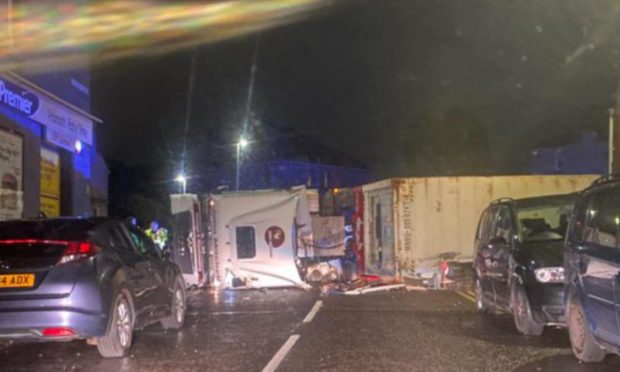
[320,275,406,296]
[344,284,406,296]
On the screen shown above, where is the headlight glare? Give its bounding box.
[534,267,564,283]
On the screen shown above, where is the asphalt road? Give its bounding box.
[1,289,620,371]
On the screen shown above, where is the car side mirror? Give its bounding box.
[161,247,172,260]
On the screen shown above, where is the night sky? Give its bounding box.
[91,0,620,179]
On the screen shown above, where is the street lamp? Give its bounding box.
[236,136,249,191]
[175,174,187,194]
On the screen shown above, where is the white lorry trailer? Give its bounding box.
[362,175,599,277]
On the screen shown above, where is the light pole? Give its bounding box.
[175,175,187,194]
[235,137,249,191]
[609,108,615,174]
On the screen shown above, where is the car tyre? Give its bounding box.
[161,276,186,330]
[475,279,489,313]
[97,291,134,358]
[568,298,606,363]
[511,283,544,336]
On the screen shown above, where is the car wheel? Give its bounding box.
[568,298,606,363]
[161,276,186,330]
[97,291,134,358]
[511,283,544,336]
[475,279,488,313]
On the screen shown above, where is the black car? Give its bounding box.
[0,218,186,358]
[473,194,576,335]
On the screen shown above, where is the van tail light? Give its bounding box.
[59,241,99,265]
[42,327,75,337]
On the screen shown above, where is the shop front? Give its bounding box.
[0,72,106,220]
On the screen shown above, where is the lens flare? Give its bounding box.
[0,0,332,72]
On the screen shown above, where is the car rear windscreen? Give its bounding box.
[0,220,98,270]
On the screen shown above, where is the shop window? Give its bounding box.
[236,226,256,259]
[0,129,23,220]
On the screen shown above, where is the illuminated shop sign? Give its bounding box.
[0,77,93,152]
[0,79,39,116]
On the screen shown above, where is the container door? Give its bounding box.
[367,190,396,276]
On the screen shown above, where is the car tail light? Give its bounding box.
[59,241,99,265]
[42,327,75,337]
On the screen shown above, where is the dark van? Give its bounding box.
[474,194,576,335]
[565,176,620,362]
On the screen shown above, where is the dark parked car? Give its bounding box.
[0,218,186,358]
[565,176,620,363]
[474,194,576,336]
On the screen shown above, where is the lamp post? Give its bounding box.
[235,137,249,191]
[175,175,187,194]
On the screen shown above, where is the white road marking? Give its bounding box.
[303,300,323,324]
[261,334,300,372]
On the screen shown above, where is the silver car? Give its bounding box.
[0,218,186,358]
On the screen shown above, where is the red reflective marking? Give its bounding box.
[42,327,75,337]
[0,239,97,264]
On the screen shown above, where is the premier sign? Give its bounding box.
[0,76,93,152]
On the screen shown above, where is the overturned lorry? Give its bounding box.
[170,187,348,289]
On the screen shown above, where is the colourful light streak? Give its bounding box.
[0,0,332,72]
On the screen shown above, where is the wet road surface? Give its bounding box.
[1,289,620,371]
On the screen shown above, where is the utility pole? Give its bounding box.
[609,108,614,175]
[613,76,620,174]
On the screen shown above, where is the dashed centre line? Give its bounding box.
[261,334,300,372]
[261,299,322,371]
[302,300,323,324]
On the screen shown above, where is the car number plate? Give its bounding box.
[0,274,35,288]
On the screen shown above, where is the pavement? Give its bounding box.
[1,288,620,371]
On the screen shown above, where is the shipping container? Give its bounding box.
[362,175,599,277]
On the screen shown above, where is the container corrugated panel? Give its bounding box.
[363,175,599,276]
